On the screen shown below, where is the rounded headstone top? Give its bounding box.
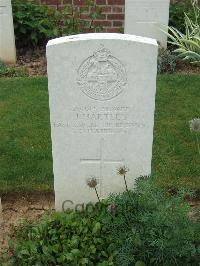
[47,33,158,47]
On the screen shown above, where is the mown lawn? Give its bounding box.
[0,75,199,193]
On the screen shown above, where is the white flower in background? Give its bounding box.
[189,118,200,132]
[189,118,200,156]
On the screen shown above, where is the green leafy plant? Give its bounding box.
[12,0,58,48]
[12,0,102,48]
[6,203,115,265]
[165,0,200,65]
[107,177,199,266]
[169,0,199,33]
[157,48,177,74]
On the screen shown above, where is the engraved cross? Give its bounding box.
[80,138,124,197]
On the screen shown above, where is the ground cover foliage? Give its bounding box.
[0,75,199,193]
[108,177,199,266]
[0,60,28,78]
[157,49,177,74]
[2,177,199,265]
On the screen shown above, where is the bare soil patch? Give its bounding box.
[16,48,47,76]
[176,60,200,74]
[0,192,54,252]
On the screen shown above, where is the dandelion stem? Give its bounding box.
[123,175,128,192]
[95,187,100,202]
[196,134,200,156]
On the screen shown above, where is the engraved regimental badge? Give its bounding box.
[77,46,127,101]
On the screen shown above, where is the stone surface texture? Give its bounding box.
[124,0,170,48]
[47,33,158,211]
[0,0,16,64]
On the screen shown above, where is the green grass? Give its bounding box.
[0,78,52,192]
[153,75,200,190]
[0,75,199,193]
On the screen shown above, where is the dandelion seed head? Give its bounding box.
[87,177,98,188]
[117,166,129,176]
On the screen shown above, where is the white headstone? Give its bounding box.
[0,0,16,64]
[47,33,158,211]
[125,0,170,48]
